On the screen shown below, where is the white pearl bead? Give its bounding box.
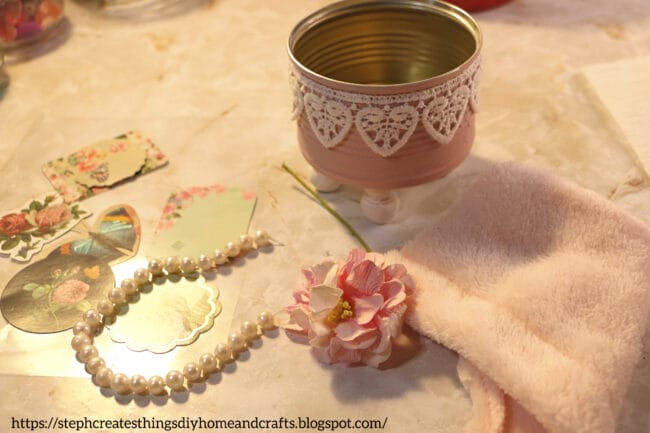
[183,362,201,382]
[108,287,127,305]
[257,311,275,330]
[148,259,164,276]
[97,299,115,316]
[95,367,113,387]
[181,256,197,273]
[78,344,99,363]
[229,332,247,353]
[83,309,102,327]
[255,229,270,247]
[71,334,92,352]
[213,249,228,265]
[198,254,213,271]
[111,373,131,394]
[148,376,166,395]
[199,353,218,374]
[241,320,259,340]
[133,268,151,285]
[164,256,181,274]
[239,234,254,250]
[214,343,232,363]
[165,370,184,391]
[130,375,148,394]
[224,241,241,258]
[121,278,138,295]
[72,321,92,336]
[86,356,105,375]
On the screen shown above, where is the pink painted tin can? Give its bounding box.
[289,0,482,192]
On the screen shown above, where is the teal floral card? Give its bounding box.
[0,194,90,262]
[42,131,168,204]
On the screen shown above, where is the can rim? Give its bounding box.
[287,0,483,92]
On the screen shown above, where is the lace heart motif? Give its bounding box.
[303,94,353,148]
[422,86,471,145]
[355,105,419,157]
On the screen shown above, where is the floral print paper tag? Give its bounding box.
[0,194,90,262]
[0,254,114,333]
[0,205,140,333]
[42,131,168,204]
[148,186,257,259]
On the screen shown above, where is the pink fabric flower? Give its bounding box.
[52,279,89,304]
[282,249,415,368]
[35,204,71,228]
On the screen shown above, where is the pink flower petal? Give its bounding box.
[335,320,375,341]
[361,346,392,368]
[353,293,384,325]
[287,304,311,332]
[309,285,342,313]
[312,346,333,364]
[384,263,407,280]
[309,311,333,338]
[381,279,406,310]
[340,331,378,350]
[379,303,408,338]
[303,261,337,286]
[346,249,366,264]
[345,260,383,295]
[329,338,362,364]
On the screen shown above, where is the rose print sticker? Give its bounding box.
[0,205,140,333]
[0,194,90,262]
[0,254,114,333]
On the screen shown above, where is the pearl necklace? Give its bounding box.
[70,230,276,395]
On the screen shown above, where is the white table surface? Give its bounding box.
[0,0,649,432]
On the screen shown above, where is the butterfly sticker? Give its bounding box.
[0,205,141,334]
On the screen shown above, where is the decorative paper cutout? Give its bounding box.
[0,255,114,334]
[0,194,90,262]
[107,275,221,354]
[0,205,141,333]
[149,186,256,259]
[42,131,168,203]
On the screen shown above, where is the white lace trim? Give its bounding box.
[292,57,481,157]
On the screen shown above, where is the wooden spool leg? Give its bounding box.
[360,189,399,224]
[310,170,341,193]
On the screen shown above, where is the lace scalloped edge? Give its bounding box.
[291,57,481,157]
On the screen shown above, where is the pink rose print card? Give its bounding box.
[0,205,140,333]
[0,194,90,262]
[149,186,257,259]
[42,131,168,204]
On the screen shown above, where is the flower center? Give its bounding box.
[326,299,354,325]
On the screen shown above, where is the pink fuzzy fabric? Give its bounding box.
[385,162,650,433]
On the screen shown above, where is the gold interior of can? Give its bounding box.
[290,1,480,85]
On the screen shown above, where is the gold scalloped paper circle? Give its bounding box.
[106,275,221,354]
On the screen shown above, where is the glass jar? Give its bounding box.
[0,0,64,49]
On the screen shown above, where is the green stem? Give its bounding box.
[47,291,61,330]
[281,163,372,252]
